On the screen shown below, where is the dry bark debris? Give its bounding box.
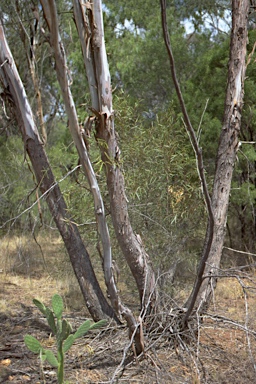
[1,276,256,383]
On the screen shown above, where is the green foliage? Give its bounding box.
[24,294,107,384]
[104,2,192,111]
[0,0,254,285]
[113,92,207,274]
[180,28,256,252]
[0,135,42,232]
[174,0,231,29]
[104,4,234,267]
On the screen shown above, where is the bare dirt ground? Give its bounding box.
[1,235,256,383]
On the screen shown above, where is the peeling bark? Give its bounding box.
[184,0,250,319]
[0,22,116,322]
[160,0,250,321]
[73,0,157,314]
[40,0,148,352]
[40,0,122,319]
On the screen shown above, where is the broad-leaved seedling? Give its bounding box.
[24,294,107,384]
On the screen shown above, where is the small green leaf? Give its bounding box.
[44,349,59,367]
[33,299,47,316]
[74,319,91,339]
[24,335,43,354]
[63,334,75,353]
[52,294,64,320]
[89,319,108,330]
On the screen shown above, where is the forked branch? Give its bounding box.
[40,0,145,354]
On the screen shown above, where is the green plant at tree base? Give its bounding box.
[24,294,107,384]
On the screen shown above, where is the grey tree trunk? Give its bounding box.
[160,0,250,323]
[73,0,157,314]
[0,22,117,322]
[39,0,119,315]
[40,1,147,354]
[184,0,250,320]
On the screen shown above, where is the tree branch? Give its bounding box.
[0,20,116,321]
[160,0,214,322]
[73,0,158,320]
[40,0,121,316]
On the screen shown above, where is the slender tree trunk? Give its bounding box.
[73,0,157,313]
[38,0,148,352]
[14,1,47,144]
[39,0,118,313]
[40,2,147,353]
[0,22,116,322]
[184,0,250,320]
[160,0,249,322]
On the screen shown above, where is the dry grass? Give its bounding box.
[0,233,87,311]
[0,233,256,383]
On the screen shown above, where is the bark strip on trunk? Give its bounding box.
[38,1,147,352]
[39,0,125,322]
[73,0,157,314]
[184,0,249,320]
[14,2,47,144]
[0,22,116,322]
[160,0,249,322]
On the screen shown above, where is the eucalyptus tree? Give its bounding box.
[160,0,250,321]
[0,12,117,323]
[0,0,155,353]
[0,0,252,353]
